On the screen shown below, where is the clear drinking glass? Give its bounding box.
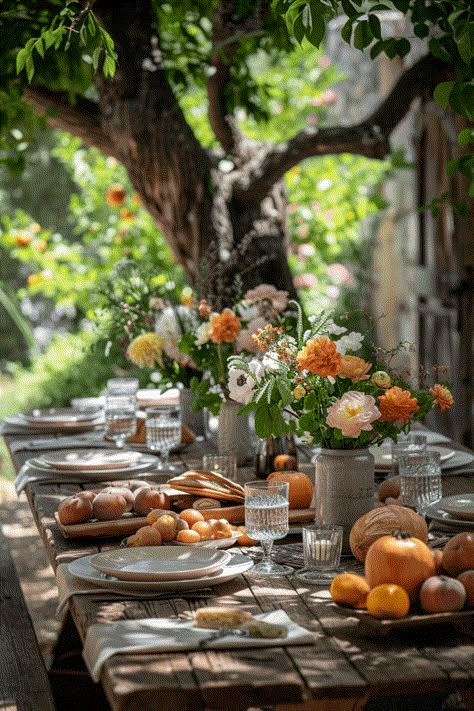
[106,377,139,395]
[295,525,343,585]
[399,450,443,515]
[104,393,137,449]
[244,480,293,576]
[202,454,237,482]
[390,438,427,476]
[145,406,184,473]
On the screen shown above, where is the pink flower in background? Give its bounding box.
[326,392,381,438]
[327,263,354,285]
[236,317,267,353]
[311,89,337,107]
[319,56,331,69]
[294,273,318,289]
[288,203,299,213]
[244,285,288,313]
[306,112,319,126]
[297,243,316,262]
[296,224,309,239]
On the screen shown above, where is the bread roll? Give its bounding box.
[194,607,253,629]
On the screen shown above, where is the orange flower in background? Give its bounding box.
[15,232,32,247]
[430,384,454,412]
[106,184,127,207]
[198,299,211,320]
[378,386,420,424]
[297,336,341,377]
[119,208,135,221]
[33,239,47,252]
[337,355,371,383]
[209,309,241,344]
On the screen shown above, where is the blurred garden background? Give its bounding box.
[1,2,472,479]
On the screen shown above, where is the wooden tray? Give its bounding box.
[331,602,474,636]
[55,507,316,538]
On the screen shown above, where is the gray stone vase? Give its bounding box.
[313,448,375,554]
[217,399,253,466]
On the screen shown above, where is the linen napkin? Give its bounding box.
[9,431,108,453]
[83,609,313,682]
[55,563,212,617]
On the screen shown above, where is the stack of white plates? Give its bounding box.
[370,445,474,472]
[27,448,160,481]
[68,548,253,592]
[5,408,104,432]
[425,494,474,531]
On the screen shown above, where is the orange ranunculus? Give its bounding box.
[378,386,420,424]
[337,355,372,383]
[296,336,341,378]
[120,208,135,221]
[106,184,126,207]
[209,309,241,344]
[429,384,454,412]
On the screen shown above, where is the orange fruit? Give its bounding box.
[419,575,466,613]
[457,570,474,608]
[152,514,177,542]
[267,471,313,509]
[366,584,410,619]
[176,529,201,544]
[442,532,474,576]
[236,526,258,546]
[128,525,162,547]
[179,509,205,526]
[329,573,370,609]
[273,454,298,471]
[191,521,215,541]
[210,519,233,539]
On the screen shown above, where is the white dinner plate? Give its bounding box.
[172,531,243,549]
[370,445,457,471]
[424,502,474,531]
[437,493,474,522]
[40,449,143,471]
[28,453,160,479]
[89,546,231,582]
[4,414,104,432]
[22,408,103,424]
[68,552,254,592]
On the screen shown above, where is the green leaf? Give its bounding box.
[458,128,474,146]
[16,48,27,74]
[341,0,358,18]
[368,14,382,39]
[391,0,409,11]
[370,39,385,59]
[395,38,411,57]
[308,5,326,47]
[456,27,472,65]
[25,55,35,82]
[293,12,306,44]
[413,23,429,39]
[433,81,455,108]
[43,30,56,50]
[429,37,452,62]
[254,405,273,438]
[34,38,45,58]
[341,18,353,44]
[353,20,373,49]
[277,378,293,407]
[446,159,459,177]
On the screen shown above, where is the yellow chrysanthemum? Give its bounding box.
[127,333,163,368]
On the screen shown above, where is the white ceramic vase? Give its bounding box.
[313,448,375,553]
[217,400,253,466]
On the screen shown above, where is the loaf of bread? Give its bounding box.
[194,607,253,629]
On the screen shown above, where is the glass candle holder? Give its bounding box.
[295,524,343,585]
[399,450,443,515]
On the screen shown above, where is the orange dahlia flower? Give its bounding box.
[209,309,241,344]
[378,386,420,424]
[429,384,454,412]
[296,336,341,378]
[337,355,372,383]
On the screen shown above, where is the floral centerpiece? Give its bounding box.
[227,308,453,446]
[227,308,454,542]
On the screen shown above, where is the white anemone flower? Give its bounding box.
[336,331,364,354]
[228,367,259,405]
[195,321,212,346]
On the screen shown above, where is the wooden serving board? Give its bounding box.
[331,602,474,636]
[55,507,316,538]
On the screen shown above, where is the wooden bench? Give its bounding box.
[0,528,55,711]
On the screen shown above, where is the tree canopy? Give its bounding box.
[0,0,472,297]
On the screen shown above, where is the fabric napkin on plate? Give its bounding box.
[14,460,96,494]
[55,563,212,617]
[83,609,313,682]
[9,431,108,453]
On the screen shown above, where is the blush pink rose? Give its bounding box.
[326,391,381,438]
[235,317,267,353]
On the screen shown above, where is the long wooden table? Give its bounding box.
[3,434,474,711]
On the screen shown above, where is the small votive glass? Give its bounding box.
[390,437,427,476]
[295,524,343,585]
[399,450,443,515]
[202,454,238,482]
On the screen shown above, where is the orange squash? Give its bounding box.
[267,471,313,509]
[365,530,436,603]
[349,505,428,562]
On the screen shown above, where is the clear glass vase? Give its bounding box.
[313,448,374,554]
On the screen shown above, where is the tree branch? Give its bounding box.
[207,0,270,154]
[236,54,453,203]
[23,85,118,157]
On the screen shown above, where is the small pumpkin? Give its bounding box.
[442,532,474,576]
[365,530,436,603]
[349,505,428,562]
